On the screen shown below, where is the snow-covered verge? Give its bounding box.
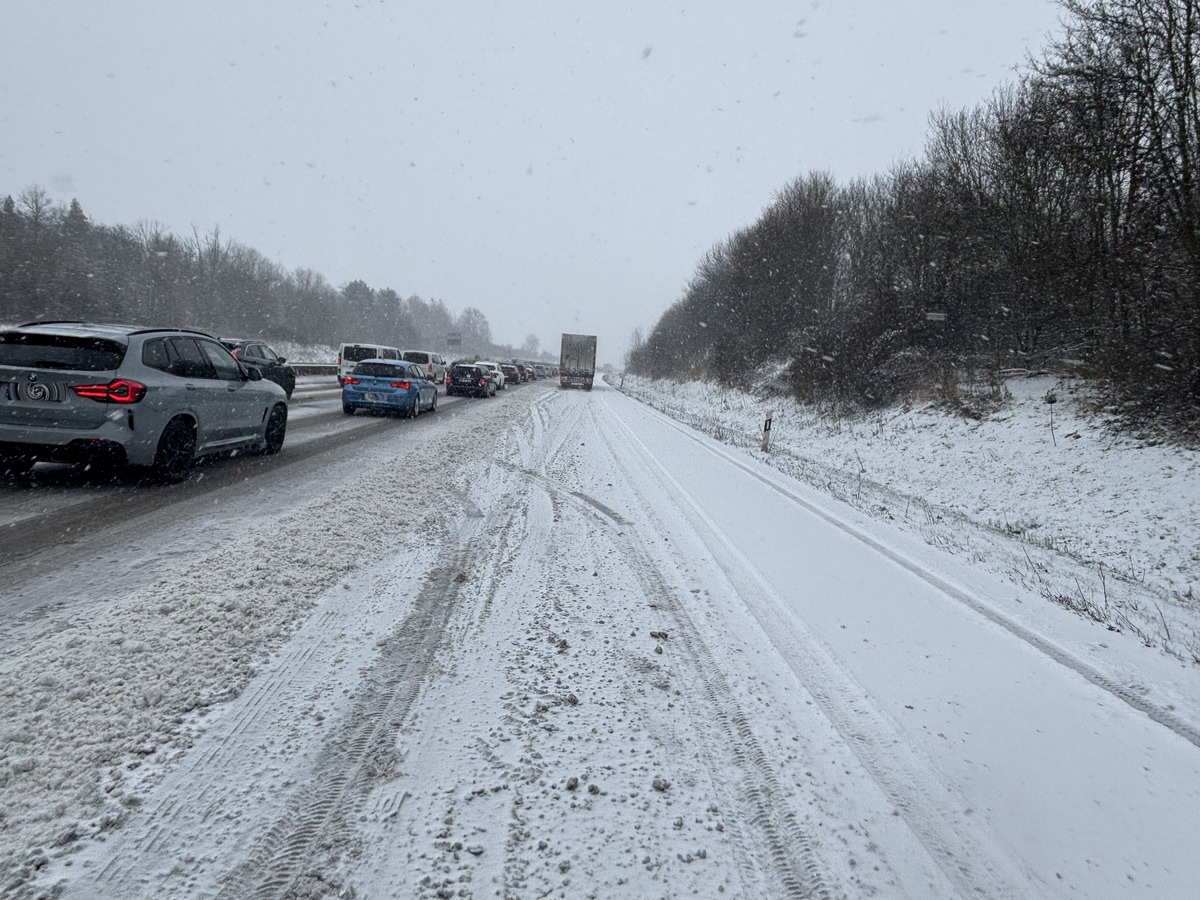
[614,373,1200,665]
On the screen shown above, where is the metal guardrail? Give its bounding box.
[292,364,338,376]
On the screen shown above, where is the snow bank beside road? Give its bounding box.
[615,373,1200,664]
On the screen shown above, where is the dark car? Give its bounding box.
[342,360,437,417]
[1,321,287,482]
[500,363,521,386]
[446,363,494,397]
[220,339,296,398]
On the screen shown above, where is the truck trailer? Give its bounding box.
[559,333,597,390]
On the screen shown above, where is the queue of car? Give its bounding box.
[345,350,559,406]
[1,323,557,485]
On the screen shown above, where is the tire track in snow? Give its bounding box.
[619,392,1200,752]
[581,400,837,900]
[443,400,772,897]
[443,451,528,654]
[212,525,495,898]
[497,397,836,899]
[64,553,427,897]
[594,391,1042,898]
[218,436,533,899]
[524,389,587,479]
[214,569,460,899]
[438,451,560,898]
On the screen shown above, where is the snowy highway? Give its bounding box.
[2,378,1198,898]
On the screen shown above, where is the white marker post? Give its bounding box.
[761,409,773,452]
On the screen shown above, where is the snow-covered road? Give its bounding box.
[4,378,1198,898]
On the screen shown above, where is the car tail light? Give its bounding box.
[390,380,411,389]
[478,377,486,386]
[345,376,360,386]
[71,379,147,404]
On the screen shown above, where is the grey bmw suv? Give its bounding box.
[0,322,288,482]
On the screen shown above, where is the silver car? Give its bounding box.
[0,322,288,482]
[400,350,447,388]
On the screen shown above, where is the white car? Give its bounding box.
[475,361,506,391]
[400,350,447,388]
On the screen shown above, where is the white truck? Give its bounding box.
[559,333,597,390]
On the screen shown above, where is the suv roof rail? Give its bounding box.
[14,320,216,340]
[127,327,216,338]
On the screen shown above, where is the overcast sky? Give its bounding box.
[1,1,1062,365]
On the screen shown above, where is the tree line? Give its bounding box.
[627,0,1199,430]
[0,188,518,359]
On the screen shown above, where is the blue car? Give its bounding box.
[342,359,438,417]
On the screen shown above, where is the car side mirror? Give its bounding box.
[277,357,287,364]
[245,366,263,381]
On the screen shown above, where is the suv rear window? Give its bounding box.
[0,333,127,371]
[402,352,429,364]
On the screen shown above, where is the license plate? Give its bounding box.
[365,392,383,401]
[18,382,64,402]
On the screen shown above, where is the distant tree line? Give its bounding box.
[0,188,512,359]
[628,0,1199,430]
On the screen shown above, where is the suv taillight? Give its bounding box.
[390,380,411,389]
[71,379,147,404]
[345,376,360,386]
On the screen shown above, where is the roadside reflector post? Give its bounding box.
[761,409,773,452]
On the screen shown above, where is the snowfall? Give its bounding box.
[1,369,1198,899]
